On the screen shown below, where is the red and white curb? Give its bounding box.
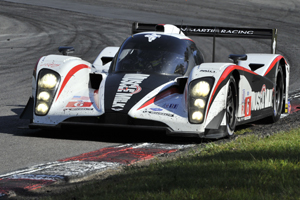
[0,143,193,198]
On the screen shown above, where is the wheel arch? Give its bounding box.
[279,58,287,93]
[279,58,288,113]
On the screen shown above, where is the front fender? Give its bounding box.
[33,55,102,125]
[187,63,233,129]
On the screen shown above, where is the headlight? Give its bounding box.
[35,102,49,115]
[194,99,205,108]
[192,111,203,121]
[188,78,214,124]
[38,74,58,89]
[191,81,210,97]
[37,91,51,101]
[35,69,60,116]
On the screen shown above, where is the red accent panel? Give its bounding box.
[264,55,283,76]
[66,102,93,108]
[138,87,180,110]
[59,147,177,164]
[55,64,90,101]
[245,97,252,117]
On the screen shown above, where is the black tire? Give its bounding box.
[269,67,284,123]
[226,76,237,136]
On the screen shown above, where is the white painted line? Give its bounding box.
[8,174,64,181]
[29,161,121,177]
[118,142,194,150]
[0,161,121,180]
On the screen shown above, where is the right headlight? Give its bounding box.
[35,69,60,116]
[188,77,214,124]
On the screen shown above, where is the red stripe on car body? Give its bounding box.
[206,65,257,116]
[138,87,180,110]
[207,56,284,114]
[264,55,283,76]
[56,64,90,101]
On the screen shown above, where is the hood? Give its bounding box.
[104,73,177,113]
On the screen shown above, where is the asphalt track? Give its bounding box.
[0,0,300,185]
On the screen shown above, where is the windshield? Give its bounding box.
[112,34,189,75]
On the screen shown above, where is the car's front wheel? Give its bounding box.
[269,67,284,123]
[226,76,237,136]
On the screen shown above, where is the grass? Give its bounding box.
[43,128,300,200]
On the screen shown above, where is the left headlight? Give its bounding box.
[35,69,60,116]
[38,74,58,89]
[188,77,214,124]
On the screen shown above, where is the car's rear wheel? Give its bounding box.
[226,76,237,136]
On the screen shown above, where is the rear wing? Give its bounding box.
[132,22,277,61]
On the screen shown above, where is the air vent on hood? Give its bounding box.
[101,57,114,65]
[249,63,264,71]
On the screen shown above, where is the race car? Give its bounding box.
[20,22,290,139]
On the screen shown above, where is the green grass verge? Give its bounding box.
[44,129,300,200]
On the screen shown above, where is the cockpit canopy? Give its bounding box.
[111,33,203,76]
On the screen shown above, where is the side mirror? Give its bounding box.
[58,46,75,55]
[229,54,247,64]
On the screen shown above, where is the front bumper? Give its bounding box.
[28,120,205,138]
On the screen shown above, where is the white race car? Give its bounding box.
[21,22,290,139]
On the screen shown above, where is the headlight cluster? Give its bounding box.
[35,70,60,116]
[188,78,214,124]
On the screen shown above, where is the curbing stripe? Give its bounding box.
[0,142,188,198]
[59,147,178,164]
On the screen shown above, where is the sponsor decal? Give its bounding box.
[245,96,251,119]
[145,33,161,42]
[150,108,163,111]
[64,108,93,111]
[181,27,219,33]
[143,109,174,117]
[242,85,273,118]
[64,96,97,111]
[241,89,245,115]
[64,100,94,111]
[241,104,244,115]
[250,84,273,111]
[66,101,93,108]
[200,69,216,73]
[40,61,60,68]
[220,29,254,35]
[118,85,142,94]
[163,103,178,109]
[181,27,254,35]
[112,74,149,111]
